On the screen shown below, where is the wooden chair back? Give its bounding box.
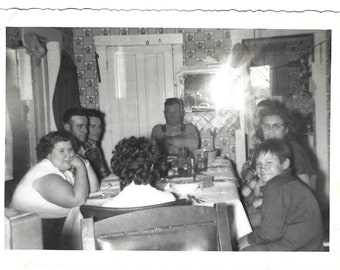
[81,203,232,251]
[80,199,192,221]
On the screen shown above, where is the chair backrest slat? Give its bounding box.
[81,218,96,250]
[80,199,192,221]
[81,203,232,251]
[215,203,233,251]
[95,205,215,235]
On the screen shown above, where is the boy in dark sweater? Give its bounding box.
[238,138,323,251]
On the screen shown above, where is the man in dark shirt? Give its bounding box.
[238,139,323,251]
[62,107,99,191]
[82,109,111,180]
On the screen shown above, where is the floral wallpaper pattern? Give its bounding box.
[72,27,239,160]
[72,27,233,109]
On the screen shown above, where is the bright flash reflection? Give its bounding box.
[208,57,249,111]
[250,65,270,89]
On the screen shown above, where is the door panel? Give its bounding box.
[98,43,182,164]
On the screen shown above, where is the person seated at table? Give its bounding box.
[240,102,315,209]
[10,131,91,249]
[151,97,199,156]
[241,99,278,200]
[251,99,276,146]
[102,136,176,208]
[62,107,99,192]
[62,107,88,155]
[82,108,111,181]
[238,139,323,251]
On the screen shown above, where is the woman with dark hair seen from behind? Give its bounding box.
[103,136,176,208]
[240,101,315,227]
[10,131,90,249]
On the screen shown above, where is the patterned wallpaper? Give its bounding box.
[282,35,314,118]
[6,27,320,118]
[184,110,240,161]
[72,27,233,109]
[244,34,315,118]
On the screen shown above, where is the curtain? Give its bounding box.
[53,50,81,131]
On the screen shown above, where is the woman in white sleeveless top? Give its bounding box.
[11,131,91,249]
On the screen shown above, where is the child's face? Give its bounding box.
[255,151,288,183]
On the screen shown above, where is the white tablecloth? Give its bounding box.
[86,158,252,242]
[192,181,252,240]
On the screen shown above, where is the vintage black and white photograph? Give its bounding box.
[1,2,340,270]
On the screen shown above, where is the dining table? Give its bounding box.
[85,156,253,248]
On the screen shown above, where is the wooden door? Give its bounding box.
[95,34,183,164]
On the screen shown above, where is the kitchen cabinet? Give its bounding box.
[95,34,183,164]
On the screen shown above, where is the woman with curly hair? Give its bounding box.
[11,131,93,249]
[103,136,176,208]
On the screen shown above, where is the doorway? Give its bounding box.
[95,34,183,164]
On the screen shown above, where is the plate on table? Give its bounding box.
[101,175,120,190]
[169,176,196,184]
[102,174,120,182]
[168,176,203,195]
[88,190,118,199]
[203,169,237,183]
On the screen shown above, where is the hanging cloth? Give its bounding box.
[53,50,81,131]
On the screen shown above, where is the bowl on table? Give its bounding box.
[168,177,201,195]
[168,175,213,195]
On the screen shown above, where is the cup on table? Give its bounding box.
[193,149,208,172]
[206,149,218,165]
[157,156,169,179]
[178,147,189,170]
